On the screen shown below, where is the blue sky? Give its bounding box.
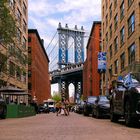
[28,0,101,48]
[28,0,102,95]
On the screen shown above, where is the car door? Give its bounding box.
[113,85,125,114]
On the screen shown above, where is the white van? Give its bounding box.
[43,99,55,112]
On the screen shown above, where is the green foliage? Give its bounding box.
[0,0,16,44]
[0,52,7,73]
[51,93,61,102]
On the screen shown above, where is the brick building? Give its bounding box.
[83,21,101,98]
[28,29,50,104]
[101,0,140,94]
[0,0,28,90]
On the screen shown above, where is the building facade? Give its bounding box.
[101,0,140,94]
[83,21,101,98]
[28,29,51,104]
[0,0,28,90]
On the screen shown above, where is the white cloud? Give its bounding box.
[28,0,101,93]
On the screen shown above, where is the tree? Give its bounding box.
[0,0,19,88]
[0,0,16,44]
[52,93,61,102]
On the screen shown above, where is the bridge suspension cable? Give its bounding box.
[46,31,57,50]
[48,40,59,57]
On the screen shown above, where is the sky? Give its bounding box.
[28,0,102,95]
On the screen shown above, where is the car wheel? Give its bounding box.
[110,104,118,122]
[91,110,95,117]
[125,101,135,127]
[83,108,88,116]
[96,108,100,119]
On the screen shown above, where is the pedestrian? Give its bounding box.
[65,99,70,115]
[61,99,68,116]
[55,101,62,116]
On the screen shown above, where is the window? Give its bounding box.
[103,23,104,34]
[120,52,125,70]
[16,66,21,80]
[17,9,21,25]
[109,4,112,19]
[28,46,31,53]
[106,14,108,27]
[17,0,21,5]
[128,43,135,64]
[23,2,27,16]
[22,71,26,83]
[23,20,26,33]
[102,6,104,17]
[9,61,15,76]
[128,12,135,36]
[0,53,7,73]
[9,43,15,55]
[28,37,31,42]
[23,36,26,49]
[114,14,118,30]
[28,83,32,90]
[109,45,112,58]
[17,28,21,42]
[120,1,124,20]
[128,0,134,7]
[120,26,125,45]
[114,59,118,74]
[106,32,108,44]
[114,37,118,53]
[110,24,112,39]
[114,0,117,9]
[106,1,108,9]
[28,70,32,77]
[109,65,113,77]
[9,0,15,10]
[99,41,102,51]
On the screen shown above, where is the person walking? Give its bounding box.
[65,99,70,115]
[55,101,62,116]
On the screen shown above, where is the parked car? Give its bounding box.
[43,99,56,113]
[83,96,97,116]
[38,104,50,114]
[110,73,140,126]
[0,97,7,119]
[92,95,110,118]
[76,101,85,114]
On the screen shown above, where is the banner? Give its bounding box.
[98,52,106,72]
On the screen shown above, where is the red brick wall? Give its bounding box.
[28,30,51,104]
[83,22,101,97]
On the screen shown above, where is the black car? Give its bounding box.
[83,96,97,116]
[38,104,50,114]
[0,97,7,119]
[110,73,140,126]
[76,101,85,114]
[92,96,110,118]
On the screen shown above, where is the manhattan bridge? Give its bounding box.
[48,23,87,102]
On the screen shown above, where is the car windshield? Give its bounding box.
[48,102,54,105]
[88,97,96,103]
[100,96,109,102]
[131,73,140,83]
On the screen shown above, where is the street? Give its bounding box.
[0,112,140,140]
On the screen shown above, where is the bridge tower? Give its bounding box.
[57,23,85,101]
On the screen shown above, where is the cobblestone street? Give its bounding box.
[0,112,140,140]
